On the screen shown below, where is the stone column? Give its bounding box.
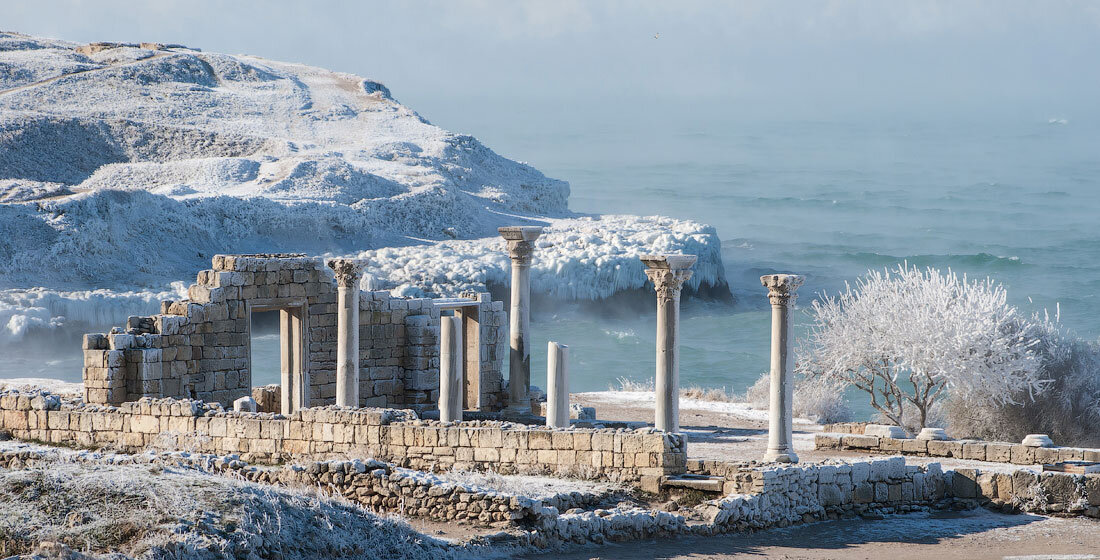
[279,309,296,415]
[761,273,804,463]
[499,226,543,415]
[546,341,569,428]
[439,316,463,423]
[329,258,365,407]
[642,254,696,432]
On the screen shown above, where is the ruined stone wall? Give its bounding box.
[815,433,1100,465]
[3,430,1097,548]
[82,254,506,411]
[0,393,685,483]
[694,457,1100,530]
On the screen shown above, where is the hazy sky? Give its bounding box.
[6,1,1100,133]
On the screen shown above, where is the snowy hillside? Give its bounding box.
[0,32,728,343]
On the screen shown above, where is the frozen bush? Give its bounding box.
[742,372,852,424]
[945,311,1100,446]
[793,376,853,424]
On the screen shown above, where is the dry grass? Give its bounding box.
[610,377,736,402]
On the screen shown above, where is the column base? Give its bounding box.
[763,448,799,463]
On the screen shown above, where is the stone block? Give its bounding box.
[814,434,842,449]
[951,469,979,498]
[962,442,988,461]
[985,443,1013,463]
[901,439,929,454]
[1010,445,1036,465]
[842,435,880,449]
[850,462,870,484]
[926,440,962,457]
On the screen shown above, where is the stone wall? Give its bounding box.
[0,446,618,529]
[816,433,1100,465]
[82,254,507,411]
[0,392,685,483]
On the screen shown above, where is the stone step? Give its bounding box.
[663,474,725,493]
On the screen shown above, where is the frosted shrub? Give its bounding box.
[611,376,654,392]
[743,372,852,424]
[945,311,1100,446]
[743,374,771,409]
[798,264,1046,431]
[793,376,853,424]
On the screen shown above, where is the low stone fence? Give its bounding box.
[0,391,685,483]
[816,433,1100,465]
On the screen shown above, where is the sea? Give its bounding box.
[6,110,1098,420]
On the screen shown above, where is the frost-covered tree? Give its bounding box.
[797,264,1047,431]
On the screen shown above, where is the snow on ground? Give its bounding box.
[433,470,622,501]
[0,31,727,346]
[577,390,816,425]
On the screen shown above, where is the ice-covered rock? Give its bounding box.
[0,31,729,343]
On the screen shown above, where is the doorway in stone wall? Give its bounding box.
[248,301,308,414]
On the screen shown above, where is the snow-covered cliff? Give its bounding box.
[0,32,728,342]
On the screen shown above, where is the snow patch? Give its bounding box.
[577,390,817,424]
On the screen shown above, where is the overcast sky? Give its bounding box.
[7,1,1100,131]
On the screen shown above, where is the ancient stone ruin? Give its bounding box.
[81,253,507,413]
[2,228,1099,547]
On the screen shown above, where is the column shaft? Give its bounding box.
[439,316,463,422]
[546,341,569,428]
[279,309,294,415]
[508,259,531,412]
[335,283,359,407]
[655,292,680,432]
[329,259,365,408]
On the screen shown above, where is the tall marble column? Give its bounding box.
[499,226,543,415]
[761,273,803,463]
[641,254,696,432]
[329,258,365,407]
[545,341,569,428]
[439,316,463,422]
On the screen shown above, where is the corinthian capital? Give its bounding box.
[760,274,804,306]
[641,254,697,301]
[498,226,543,265]
[328,258,366,288]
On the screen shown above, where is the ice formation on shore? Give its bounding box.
[0,31,728,344]
[359,214,725,299]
